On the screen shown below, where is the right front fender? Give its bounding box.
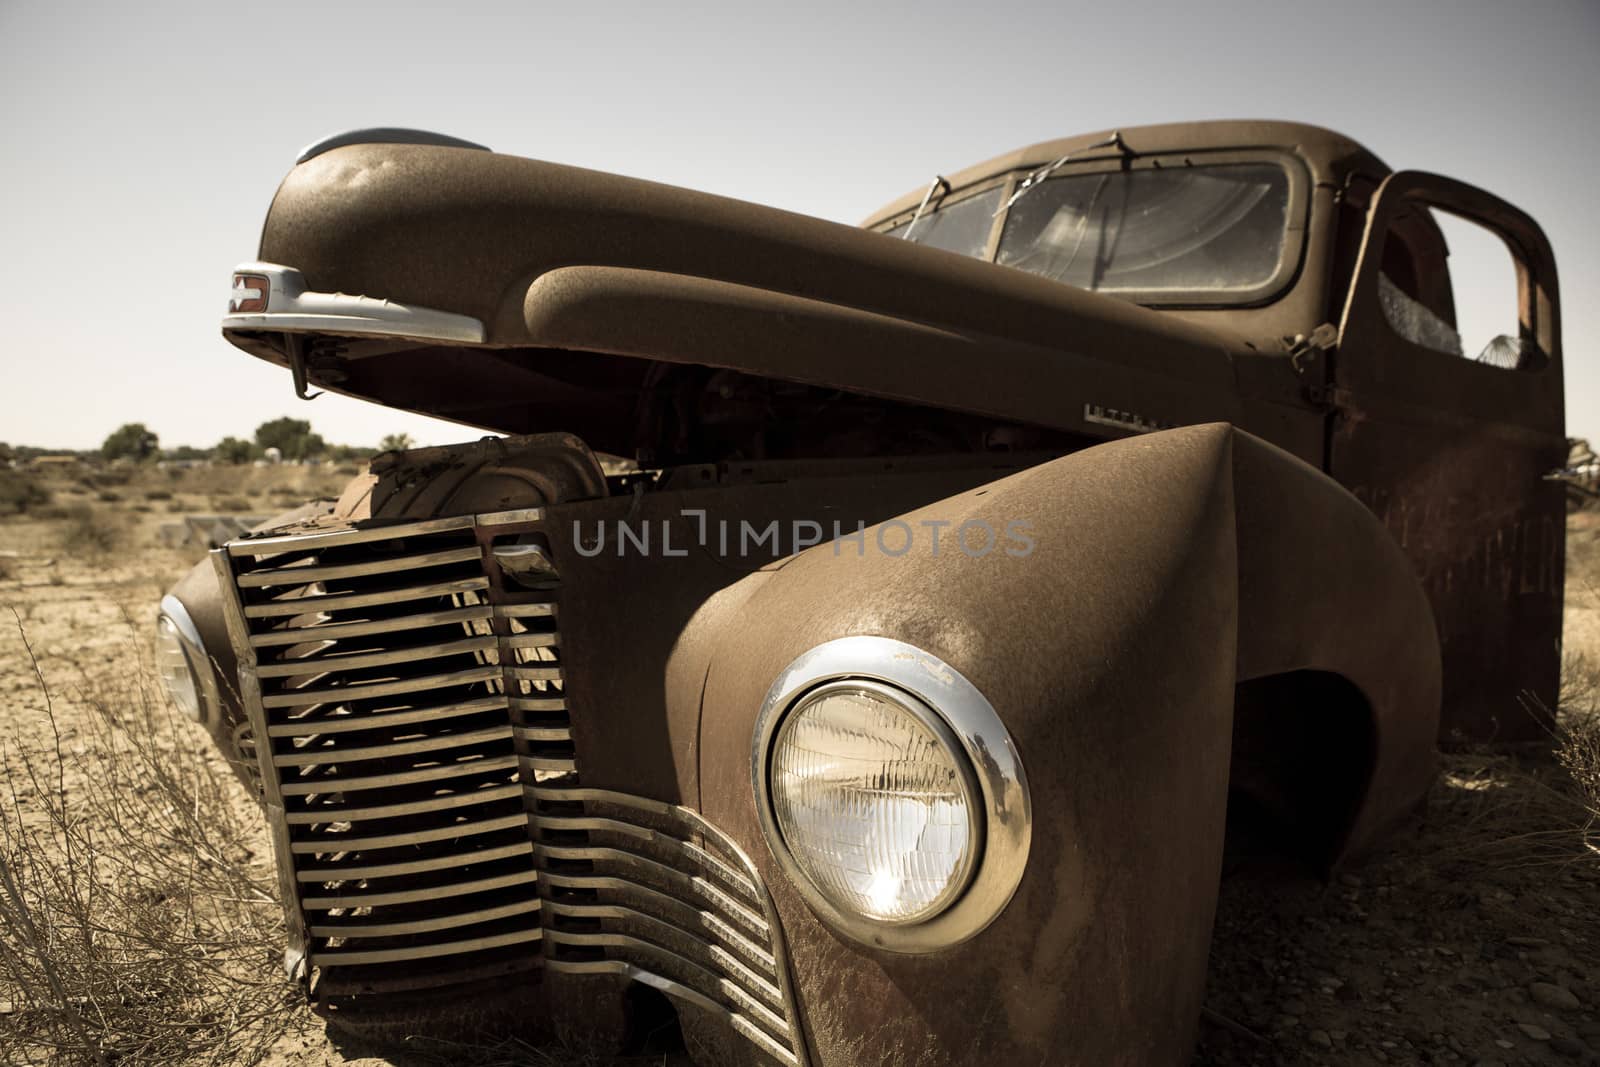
[694,423,1438,1067]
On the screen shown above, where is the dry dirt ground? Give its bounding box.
[0,465,1595,1066]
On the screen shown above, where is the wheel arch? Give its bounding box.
[1228,669,1379,870]
[1230,429,1440,861]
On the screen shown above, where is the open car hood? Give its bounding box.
[223,140,1241,453]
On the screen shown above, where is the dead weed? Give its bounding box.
[0,615,295,1065]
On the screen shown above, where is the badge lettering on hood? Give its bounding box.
[1083,403,1173,435]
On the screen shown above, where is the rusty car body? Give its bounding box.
[153,120,1565,1065]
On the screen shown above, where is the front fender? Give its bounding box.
[694,423,1438,1066]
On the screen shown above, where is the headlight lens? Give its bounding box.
[769,682,979,924]
[154,613,203,722]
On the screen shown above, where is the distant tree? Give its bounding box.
[0,442,13,467]
[214,436,257,464]
[328,444,379,464]
[163,444,210,462]
[101,422,160,463]
[254,417,326,461]
[378,433,415,453]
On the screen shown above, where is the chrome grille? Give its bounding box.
[531,786,806,1066]
[214,515,544,994]
[214,511,809,1065]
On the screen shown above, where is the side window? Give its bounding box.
[1430,210,1526,369]
[1376,204,1529,370]
[1377,213,1461,356]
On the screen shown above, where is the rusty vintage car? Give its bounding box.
[153,121,1565,1064]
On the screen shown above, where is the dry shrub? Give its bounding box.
[77,471,132,490]
[1555,653,1600,819]
[1417,654,1600,891]
[0,472,51,517]
[0,621,296,1065]
[58,507,122,557]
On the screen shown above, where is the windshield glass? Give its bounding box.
[886,187,1004,258]
[995,164,1290,298]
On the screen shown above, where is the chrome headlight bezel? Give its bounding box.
[156,594,219,726]
[753,636,1031,953]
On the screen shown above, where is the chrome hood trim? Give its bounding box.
[222,262,486,344]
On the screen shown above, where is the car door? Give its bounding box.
[1328,171,1565,744]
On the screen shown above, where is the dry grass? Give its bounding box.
[1403,650,1600,892]
[0,617,296,1066]
[1554,654,1600,827]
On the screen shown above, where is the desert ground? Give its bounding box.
[0,462,1595,1066]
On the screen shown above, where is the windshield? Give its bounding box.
[998,164,1289,297]
[886,162,1293,304]
[889,187,1004,258]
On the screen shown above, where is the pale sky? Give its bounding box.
[1,0,1595,451]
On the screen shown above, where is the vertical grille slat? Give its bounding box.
[215,509,810,1066]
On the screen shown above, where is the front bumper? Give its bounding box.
[212,509,809,1065]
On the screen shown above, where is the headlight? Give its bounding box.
[154,615,202,720]
[155,595,214,724]
[755,636,1031,953]
[770,681,979,924]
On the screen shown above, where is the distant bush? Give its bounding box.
[96,490,122,503]
[60,505,123,556]
[212,436,258,465]
[144,488,173,501]
[216,497,252,512]
[0,471,51,516]
[81,469,132,489]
